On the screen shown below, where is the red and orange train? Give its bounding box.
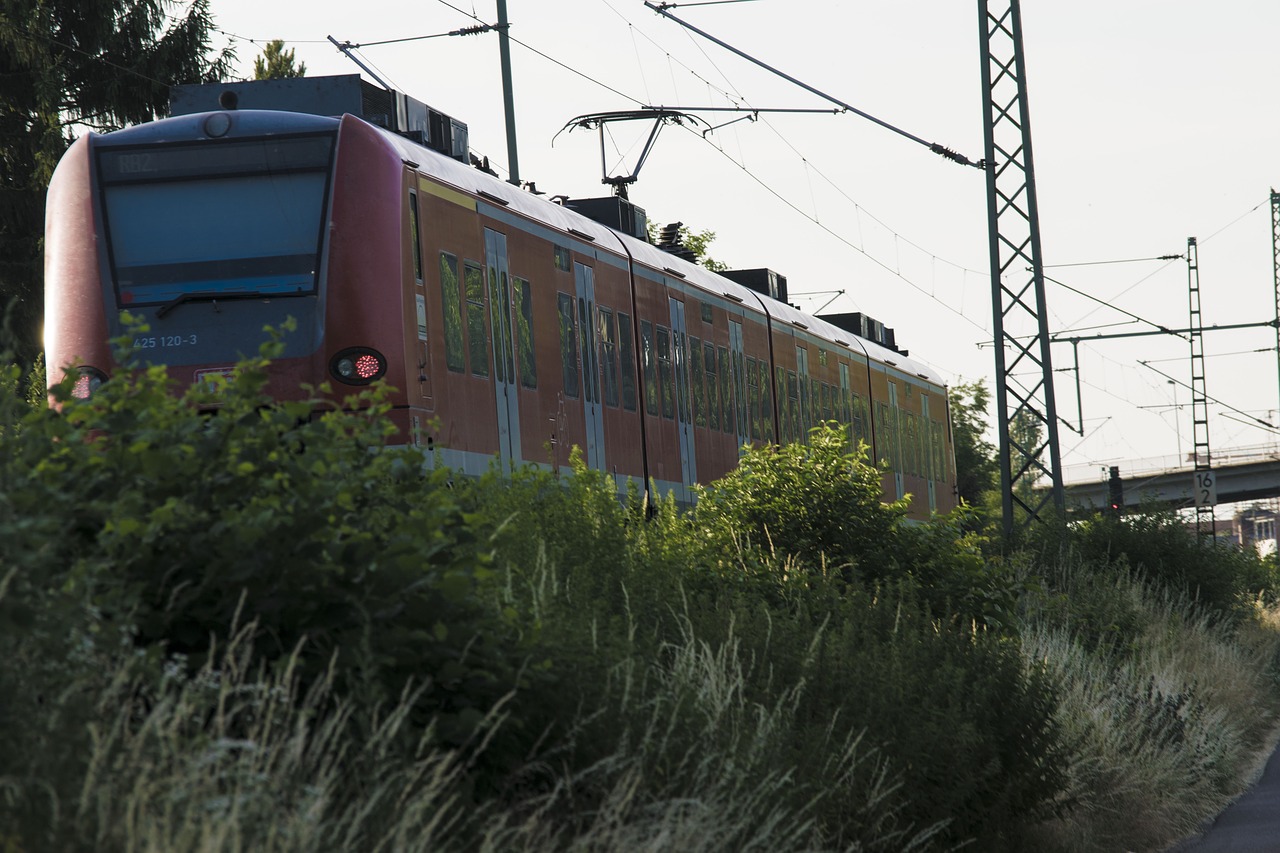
[44,76,957,518]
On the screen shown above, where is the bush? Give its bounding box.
[1,342,526,777]
[0,352,1080,850]
[688,425,905,578]
[1050,512,1280,619]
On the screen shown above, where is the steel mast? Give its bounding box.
[1272,189,1280,426]
[1187,237,1216,540]
[978,0,1064,537]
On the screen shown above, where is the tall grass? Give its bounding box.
[6,358,1280,851]
[0,594,941,852]
[477,606,945,852]
[1019,562,1280,851]
[7,618,487,852]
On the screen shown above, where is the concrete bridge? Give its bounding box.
[1061,446,1280,512]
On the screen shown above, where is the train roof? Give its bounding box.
[92,107,947,389]
[372,117,948,388]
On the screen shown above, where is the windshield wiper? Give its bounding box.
[155,290,266,319]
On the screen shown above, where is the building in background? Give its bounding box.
[1232,504,1278,556]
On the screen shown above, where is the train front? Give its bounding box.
[44,109,367,404]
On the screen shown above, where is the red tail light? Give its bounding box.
[330,347,387,385]
[71,367,109,399]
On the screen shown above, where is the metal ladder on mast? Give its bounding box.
[1187,237,1215,541]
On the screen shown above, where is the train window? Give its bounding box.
[775,366,787,442]
[673,329,691,423]
[705,341,719,431]
[578,298,598,404]
[554,245,571,272]
[795,347,809,439]
[641,320,658,415]
[408,191,423,283]
[718,346,733,435]
[810,378,820,432]
[690,337,706,428]
[97,133,335,307]
[465,262,489,377]
[440,253,465,372]
[700,301,713,325]
[557,292,579,398]
[618,312,637,411]
[760,360,774,443]
[747,356,759,441]
[925,419,936,482]
[876,401,897,471]
[933,420,947,483]
[821,382,831,424]
[599,307,619,406]
[838,363,852,442]
[901,412,913,476]
[786,370,799,444]
[852,393,869,451]
[737,351,748,437]
[514,277,537,388]
[657,325,674,420]
[492,273,513,385]
[907,412,920,477]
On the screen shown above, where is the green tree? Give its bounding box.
[948,379,998,506]
[647,220,728,271]
[679,224,728,272]
[253,39,306,79]
[0,0,234,366]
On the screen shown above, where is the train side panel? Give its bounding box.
[44,106,959,518]
[44,135,112,388]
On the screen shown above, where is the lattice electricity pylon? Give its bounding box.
[1271,189,1280,418]
[978,0,1065,538]
[1186,237,1216,541]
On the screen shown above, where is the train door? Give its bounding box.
[485,228,521,473]
[729,319,749,451]
[887,381,905,500]
[922,393,937,513]
[669,296,697,502]
[839,362,852,448]
[575,261,606,471]
[796,345,810,442]
[408,189,433,409]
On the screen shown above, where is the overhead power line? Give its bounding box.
[338,24,497,49]
[1044,254,1184,268]
[644,1,983,168]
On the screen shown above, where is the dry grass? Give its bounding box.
[10,606,946,852]
[1019,582,1280,853]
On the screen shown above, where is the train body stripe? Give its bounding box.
[419,177,476,210]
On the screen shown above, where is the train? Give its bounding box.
[43,74,957,519]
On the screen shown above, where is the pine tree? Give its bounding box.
[253,39,306,80]
[0,0,234,365]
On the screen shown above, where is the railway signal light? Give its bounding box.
[1107,465,1123,518]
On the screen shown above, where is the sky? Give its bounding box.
[201,0,1280,488]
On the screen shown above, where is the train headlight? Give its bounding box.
[70,366,108,399]
[330,347,387,385]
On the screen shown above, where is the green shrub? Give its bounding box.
[0,351,1085,850]
[1,342,525,773]
[689,425,905,579]
[1053,512,1278,619]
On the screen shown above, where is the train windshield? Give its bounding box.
[96,133,336,307]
